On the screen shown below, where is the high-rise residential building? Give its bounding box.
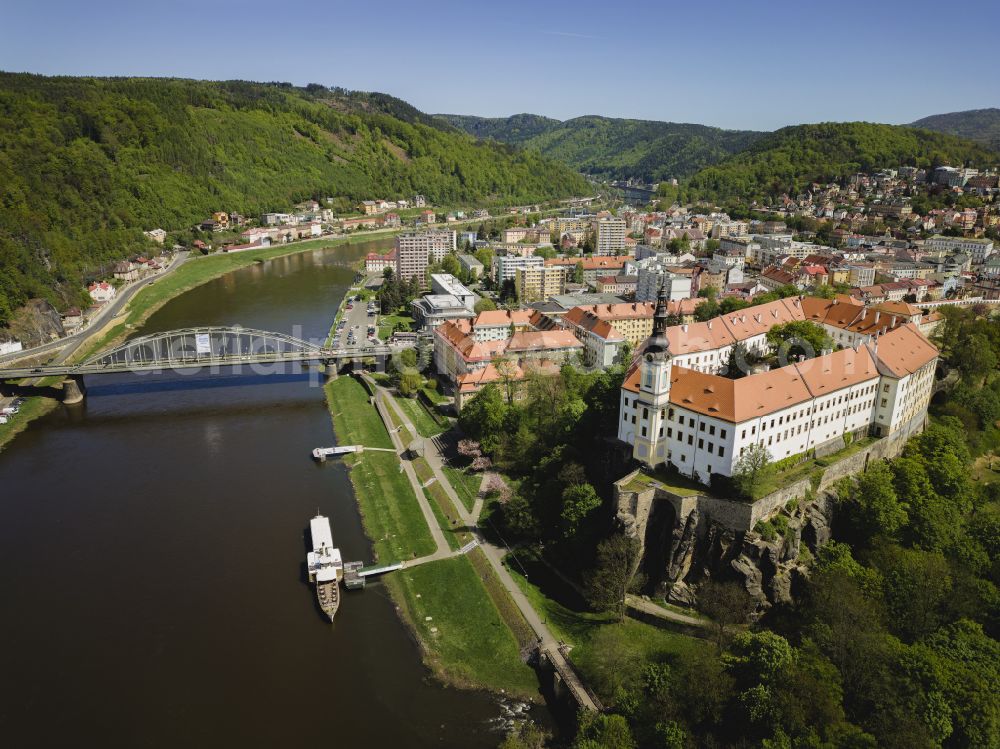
[596,218,626,255]
[395,230,457,283]
[493,254,545,284]
[515,265,566,302]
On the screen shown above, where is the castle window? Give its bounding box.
[641,426,647,437]
[688,435,693,445]
[699,422,705,432]
[720,429,726,439]
[643,407,649,420]
[709,425,716,436]
[698,438,704,449]
[718,446,725,457]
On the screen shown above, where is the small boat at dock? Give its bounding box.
[312,445,361,461]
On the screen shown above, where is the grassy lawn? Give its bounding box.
[377,312,413,340]
[412,456,469,549]
[393,394,445,438]
[324,378,392,449]
[324,377,433,561]
[441,463,483,514]
[506,558,708,702]
[384,556,538,697]
[421,386,447,405]
[341,451,434,562]
[0,397,59,454]
[622,467,704,497]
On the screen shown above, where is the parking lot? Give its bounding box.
[331,295,378,349]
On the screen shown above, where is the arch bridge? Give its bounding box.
[0,326,403,402]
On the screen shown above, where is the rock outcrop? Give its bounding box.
[622,484,837,614]
[5,299,65,348]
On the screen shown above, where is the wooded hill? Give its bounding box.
[683,121,998,203]
[0,74,588,325]
[911,107,1000,152]
[438,113,763,182]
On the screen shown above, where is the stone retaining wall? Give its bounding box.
[616,410,928,536]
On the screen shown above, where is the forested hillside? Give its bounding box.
[0,74,588,325]
[683,121,998,203]
[436,113,560,143]
[439,113,763,182]
[911,108,1000,151]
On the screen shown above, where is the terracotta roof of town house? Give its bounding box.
[544,255,633,270]
[474,309,536,327]
[793,345,879,396]
[664,320,738,356]
[720,297,808,340]
[435,320,507,362]
[869,323,938,378]
[507,330,583,353]
[667,365,815,423]
[563,307,626,342]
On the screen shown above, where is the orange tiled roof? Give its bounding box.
[474,309,536,327]
[871,323,938,378]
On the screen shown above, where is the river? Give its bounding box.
[0,240,526,748]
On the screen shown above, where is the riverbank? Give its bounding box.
[0,397,59,454]
[73,233,393,362]
[323,375,538,698]
[0,233,396,454]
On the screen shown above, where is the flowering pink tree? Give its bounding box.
[471,455,493,472]
[457,439,482,459]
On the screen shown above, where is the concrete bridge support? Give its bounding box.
[61,375,86,405]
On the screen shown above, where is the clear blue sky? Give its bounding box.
[2,0,997,131]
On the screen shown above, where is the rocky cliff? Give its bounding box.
[4,299,65,348]
[620,483,836,614]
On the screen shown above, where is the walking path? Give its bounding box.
[371,379,599,711]
[625,593,711,629]
[370,389,452,560]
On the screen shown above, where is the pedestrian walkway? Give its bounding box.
[370,377,600,711]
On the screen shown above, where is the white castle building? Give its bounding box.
[619,288,939,485]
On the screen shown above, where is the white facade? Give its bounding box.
[395,231,457,283]
[493,254,544,284]
[596,218,626,255]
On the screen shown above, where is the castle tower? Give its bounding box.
[632,282,673,466]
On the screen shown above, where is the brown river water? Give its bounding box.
[0,240,538,748]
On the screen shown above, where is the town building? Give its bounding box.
[516,265,567,302]
[924,236,994,264]
[618,289,939,485]
[365,248,397,274]
[458,254,484,280]
[596,217,627,255]
[494,254,544,285]
[87,282,117,303]
[394,230,457,284]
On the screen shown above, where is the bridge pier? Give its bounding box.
[61,375,86,405]
[374,354,387,374]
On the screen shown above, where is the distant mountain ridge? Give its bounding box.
[910,108,1000,151]
[437,113,764,182]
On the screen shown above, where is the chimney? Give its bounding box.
[891,315,897,327]
[875,310,881,324]
[707,320,713,329]
[682,324,688,333]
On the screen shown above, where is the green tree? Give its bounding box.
[765,320,833,361]
[573,261,585,285]
[561,482,601,539]
[458,383,509,454]
[953,333,997,385]
[733,442,772,499]
[698,579,755,650]
[586,531,642,621]
[474,297,496,313]
[837,461,908,545]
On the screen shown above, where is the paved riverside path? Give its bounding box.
[369,388,452,561]
[373,382,600,712]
